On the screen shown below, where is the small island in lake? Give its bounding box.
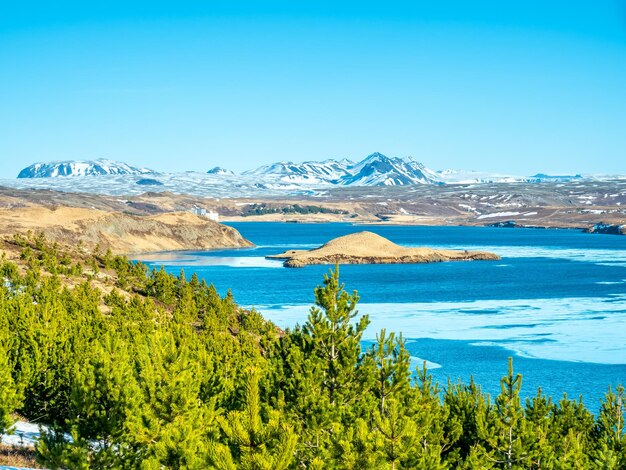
[267,231,500,267]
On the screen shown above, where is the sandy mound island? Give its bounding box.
[267,231,500,267]
[0,206,252,254]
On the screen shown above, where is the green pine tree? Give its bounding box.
[476,358,532,469]
[37,335,141,468]
[593,385,625,469]
[272,265,370,466]
[303,265,369,408]
[217,368,297,470]
[0,339,21,439]
[333,418,380,469]
[374,397,418,469]
[406,363,456,469]
[442,377,488,465]
[524,388,557,469]
[552,394,595,467]
[128,328,214,469]
[366,329,411,415]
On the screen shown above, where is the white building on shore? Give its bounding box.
[190,207,219,222]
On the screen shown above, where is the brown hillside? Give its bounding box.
[0,206,252,254]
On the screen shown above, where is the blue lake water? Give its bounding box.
[138,223,626,412]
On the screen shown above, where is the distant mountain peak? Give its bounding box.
[18,158,155,178]
[365,151,387,159]
[340,153,440,186]
[207,166,235,175]
[241,152,441,187]
[243,159,354,183]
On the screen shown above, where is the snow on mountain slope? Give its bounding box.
[340,153,441,186]
[243,159,353,184]
[2,172,324,198]
[207,167,235,175]
[17,159,154,178]
[243,153,443,187]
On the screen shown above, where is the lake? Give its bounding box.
[138,222,626,412]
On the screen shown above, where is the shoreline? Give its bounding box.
[222,217,623,236]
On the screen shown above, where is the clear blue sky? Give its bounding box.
[1,1,625,177]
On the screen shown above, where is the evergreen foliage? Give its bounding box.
[0,340,21,440]
[0,237,623,468]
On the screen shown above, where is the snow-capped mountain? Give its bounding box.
[340,153,441,186]
[243,159,353,184]
[243,153,442,186]
[11,154,602,199]
[18,159,154,178]
[242,153,589,187]
[207,167,235,175]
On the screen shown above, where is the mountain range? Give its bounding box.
[16,153,585,187]
[18,158,154,178]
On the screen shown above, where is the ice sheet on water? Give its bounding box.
[401,244,626,267]
[255,295,626,365]
[409,356,442,370]
[137,254,284,268]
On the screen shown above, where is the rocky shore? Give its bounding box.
[585,223,626,235]
[267,231,500,267]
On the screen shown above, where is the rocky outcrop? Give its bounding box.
[267,231,499,267]
[487,220,517,228]
[0,207,252,254]
[585,223,626,235]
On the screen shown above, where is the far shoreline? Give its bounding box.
[222,218,623,236]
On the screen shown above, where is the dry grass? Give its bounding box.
[0,444,42,468]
